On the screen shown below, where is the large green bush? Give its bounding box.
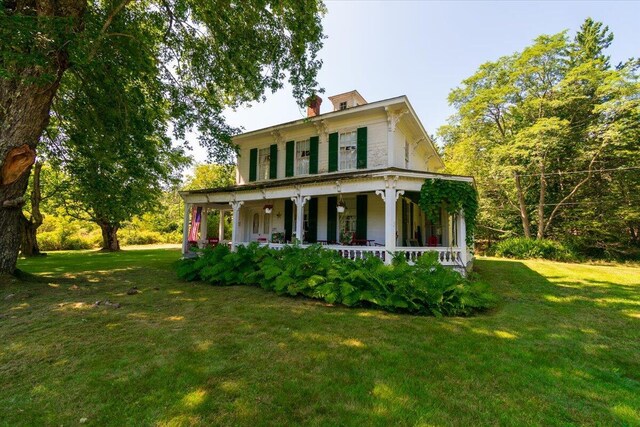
[176,244,494,317]
[492,237,577,261]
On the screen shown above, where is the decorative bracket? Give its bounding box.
[385,107,409,132]
[261,188,267,199]
[290,195,311,207]
[335,180,342,194]
[229,200,244,212]
[375,190,386,202]
[271,129,284,146]
[396,190,405,202]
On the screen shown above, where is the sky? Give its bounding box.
[188,0,640,164]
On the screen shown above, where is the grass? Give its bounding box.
[1,248,639,426]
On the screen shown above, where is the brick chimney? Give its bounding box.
[306,95,322,117]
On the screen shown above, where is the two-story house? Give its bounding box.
[180,91,473,271]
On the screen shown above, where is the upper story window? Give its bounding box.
[339,131,357,171]
[339,101,347,111]
[296,139,310,175]
[258,147,270,180]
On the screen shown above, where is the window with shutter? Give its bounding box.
[269,144,278,179]
[249,148,258,182]
[309,136,319,174]
[328,133,338,172]
[285,141,295,177]
[357,127,367,169]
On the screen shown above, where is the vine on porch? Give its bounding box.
[418,179,478,246]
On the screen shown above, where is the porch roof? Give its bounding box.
[179,167,474,196]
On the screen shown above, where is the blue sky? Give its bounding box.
[189,1,639,163]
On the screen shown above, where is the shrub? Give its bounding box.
[120,230,164,246]
[38,230,94,251]
[176,244,495,317]
[492,237,576,262]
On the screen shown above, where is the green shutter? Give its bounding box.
[284,199,293,242]
[307,197,318,243]
[356,195,367,240]
[357,127,367,169]
[249,148,258,182]
[269,144,278,179]
[327,197,337,243]
[285,140,294,177]
[309,136,319,174]
[328,133,338,172]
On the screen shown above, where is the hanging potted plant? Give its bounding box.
[263,204,273,214]
[336,200,346,213]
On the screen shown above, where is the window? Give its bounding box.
[339,101,347,110]
[340,198,356,233]
[339,131,357,170]
[258,148,270,180]
[295,139,310,175]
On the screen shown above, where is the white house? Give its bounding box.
[180,91,474,272]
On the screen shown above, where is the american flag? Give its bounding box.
[188,206,202,241]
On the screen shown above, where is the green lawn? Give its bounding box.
[2,249,639,426]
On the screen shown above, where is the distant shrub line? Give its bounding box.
[490,237,577,262]
[176,244,495,317]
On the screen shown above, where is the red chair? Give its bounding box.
[207,238,219,247]
[427,236,438,247]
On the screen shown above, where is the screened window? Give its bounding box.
[339,101,347,110]
[339,131,357,171]
[296,139,310,176]
[258,148,270,180]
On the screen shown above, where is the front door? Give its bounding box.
[248,209,271,242]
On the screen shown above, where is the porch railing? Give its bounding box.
[236,242,463,266]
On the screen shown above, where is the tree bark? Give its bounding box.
[536,164,547,240]
[0,0,85,274]
[514,173,532,238]
[20,162,45,256]
[99,223,121,251]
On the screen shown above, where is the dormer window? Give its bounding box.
[339,101,347,111]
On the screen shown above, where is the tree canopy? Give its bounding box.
[441,18,640,257]
[0,0,326,273]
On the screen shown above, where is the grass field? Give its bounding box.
[2,248,639,426]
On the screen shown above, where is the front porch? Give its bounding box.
[180,168,473,272]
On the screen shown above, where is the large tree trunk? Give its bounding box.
[0,0,85,274]
[99,223,121,251]
[20,162,45,256]
[514,173,532,239]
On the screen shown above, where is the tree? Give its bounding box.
[0,0,325,273]
[19,161,45,256]
[441,18,640,255]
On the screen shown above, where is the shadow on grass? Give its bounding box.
[3,253,640,425]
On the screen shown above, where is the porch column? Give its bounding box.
[457,210,467,267]
[291,195,310,243]
[229,201,244,251]
[383,188,400,265]
[181,202,190,255]
[200,207,208,244]
[218,210,225,240]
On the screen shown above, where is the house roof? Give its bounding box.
[180,167,473,195]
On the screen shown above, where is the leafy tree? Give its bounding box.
[441,18,640,256]
[0,0,325,273]
[183,164,236,190]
